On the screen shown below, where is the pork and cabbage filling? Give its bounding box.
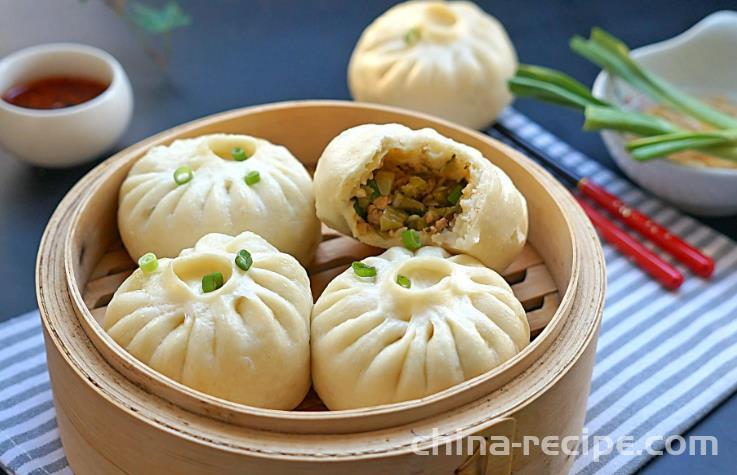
[352,151,469,237]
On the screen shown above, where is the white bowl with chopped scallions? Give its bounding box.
[592,11,737,217]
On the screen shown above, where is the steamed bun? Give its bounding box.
[348,1,517,129]
[313,123,528,272]
[118,133,321,266]
[311,246,529,410]
[104,231,312,410]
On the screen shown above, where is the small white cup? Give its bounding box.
[0,43,133,167]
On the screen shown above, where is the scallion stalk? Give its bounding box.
[515,65,609,109]
[509,64,737,162]
[626,130,737,161]
[571,28,737,129]
[583,105,679,136]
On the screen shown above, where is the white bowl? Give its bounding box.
[592,11,737,217]
[0,43,133,167]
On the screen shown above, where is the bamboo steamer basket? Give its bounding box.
[36,101,605,474]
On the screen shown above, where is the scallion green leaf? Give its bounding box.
[401,229,422,251]
[626,130,737,161]
[173,165,193,185]
[583,105,679,136]
[353,199,367,219]
[366,179,380,199]
[511,64,610,110]
[137,252,158,274]
[232,147,248,161]
[235,249,253,271]
[447,182,465,205]
[509,63,737,162]
[571,28,737,129]
[396,274,411,288]
[352,261,376,278]
[244,170,260,186]
[202,272,224,293]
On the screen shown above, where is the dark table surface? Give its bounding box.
[1,0,735,473]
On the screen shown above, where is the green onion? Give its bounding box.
[202,272,224,293]
[137,252,158,274]
[447,182,465,205]
[404,27,421,46]
[235,249,253,271]
[173,165,193,185]
[401,229,422,251]
[509,65,609,111]
[351,261,376,278]
[244,170,260,186]
[509,65,737,162]
[626,130,737,162]
[366,179,380,199]
[570,28,737,129]
[396,274,411,289]
[509,64,684,133]
[232,147,248,161]
[583,105,679,136]
[517,65,609,106]
[353,199,367,219]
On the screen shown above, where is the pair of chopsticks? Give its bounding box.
[490,123,715,290]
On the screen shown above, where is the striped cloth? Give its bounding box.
[1,110,736,475]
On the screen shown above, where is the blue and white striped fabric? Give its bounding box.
[0,312,70,475]
[1,109,736,474]
[500,109,737,474]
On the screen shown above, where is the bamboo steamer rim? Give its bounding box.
[39,101,606,444]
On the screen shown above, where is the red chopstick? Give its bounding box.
[490,123,715,280]
[577,198,684,290]
[578,179,714,278]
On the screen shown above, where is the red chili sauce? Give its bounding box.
[2,76,109,110]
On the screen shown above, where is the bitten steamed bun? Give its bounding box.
[314,123,528,272]
[348,1,517,129]
[104,231,312,410]
[311,246,529,410]
[118,134,321,266]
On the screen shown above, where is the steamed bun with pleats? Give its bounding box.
[103,232,312,410]
[311,246,529,410]
[314,123,528,272]
[348,1,517,129]
[118,133,321,266]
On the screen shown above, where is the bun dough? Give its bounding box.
[103,232,312,410]
[118,134,321,266]
[348,1,517,129]
[314,123,527,272]
[312,246,529,410]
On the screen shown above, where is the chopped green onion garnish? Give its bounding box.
[173,165,193,185]
[231,147,248,161]
[396,274,411,288]
[235,249,253,271]
[447,182,465,205]
[244,170,260,186]
[202,272,224,293]
[404,27,421,46]
[137,252,158,274]
[352,261,377,278]
[401,229,422,251]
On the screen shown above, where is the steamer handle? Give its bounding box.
[455,417,517,475]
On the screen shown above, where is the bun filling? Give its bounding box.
[352,147,469,239]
